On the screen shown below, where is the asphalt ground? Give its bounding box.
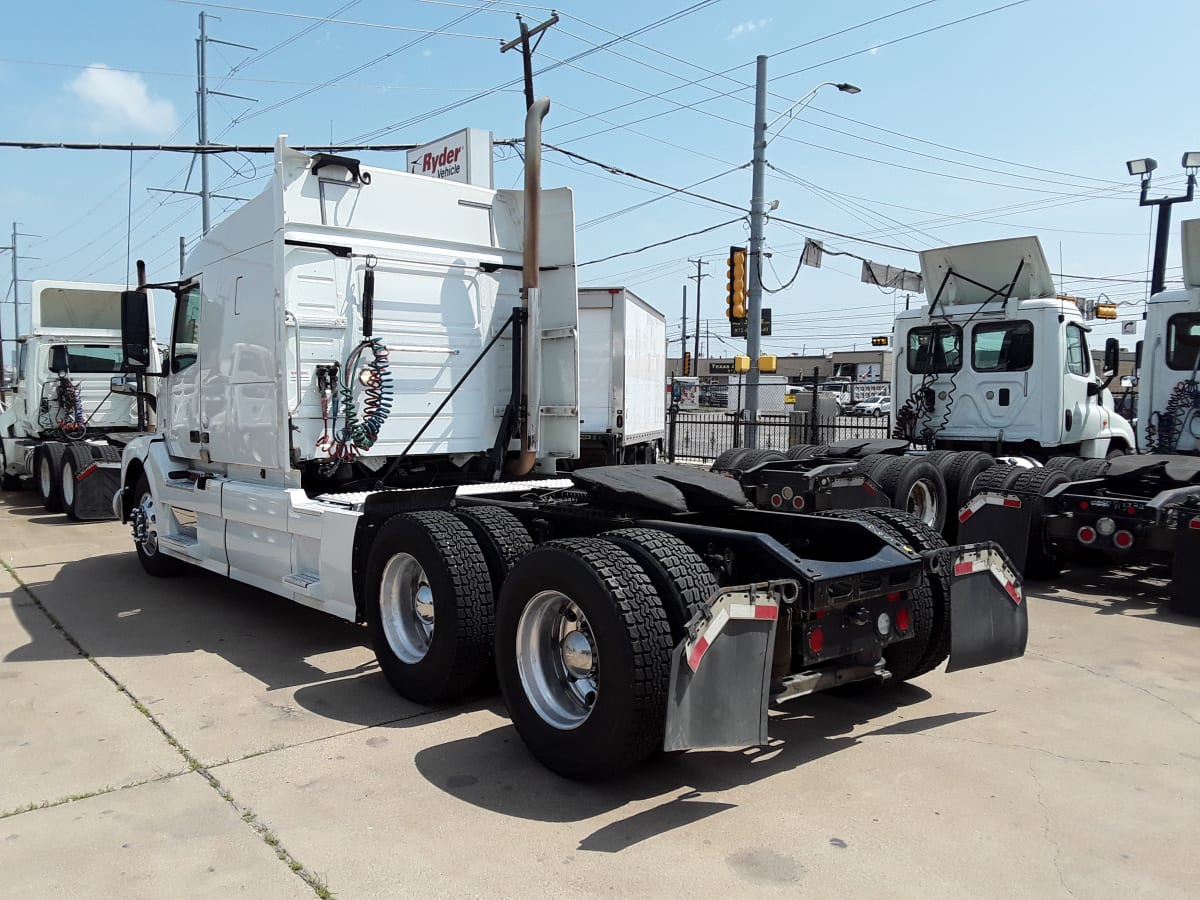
[2,489,1198,898]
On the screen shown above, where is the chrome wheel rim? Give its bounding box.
[907,479,938,527]
[379,553,435,664]
[39,456,52,498]
[135,490,159,556]
[61,461,75,508]
[515,591,598,730]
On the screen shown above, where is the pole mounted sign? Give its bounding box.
[406,128,494,188]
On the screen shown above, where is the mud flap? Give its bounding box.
[956,492,1033,574]
[74,462,121,521]
[662,583,787,752]
[1170,513,1200,616]
[827,475,892,511]
[946,544,1027,672]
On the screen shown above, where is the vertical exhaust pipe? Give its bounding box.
[136,259,148,290]
[507,96,550,476]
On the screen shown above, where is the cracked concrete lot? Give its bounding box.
[2,491,1198,898]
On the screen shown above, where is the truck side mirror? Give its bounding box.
[1103,337,1120,376]
[121,290,152,370]
[110,375,135,396]
[1135,340,1143,372]
[50,346,69,373]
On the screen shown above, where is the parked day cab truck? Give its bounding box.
[0,279,155,518]
[109,107,1027,778]
[892,235,1134,459]
[575,286,665,466]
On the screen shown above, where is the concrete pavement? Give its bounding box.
[2,489,1198,898]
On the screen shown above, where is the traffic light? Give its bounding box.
[871,336,890,347]
[733,354,751,373]
[726,246,747,319]
[1095,302,1118,320]
[683,351,692,375]
[759,354,777,373]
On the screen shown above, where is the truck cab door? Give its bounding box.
[162,284,205,460]
[1061,322,1092,442]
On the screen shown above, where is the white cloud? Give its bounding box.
[728,18,771,40]
[68,64,177,134]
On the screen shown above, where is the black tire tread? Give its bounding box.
[601,527,718,640]
[38,442,66,512]
[1074,458,1109,479]
[971,463,1023,494]
[855,453,901,483]
[785,444,828,461]
[734,449,787,470]
[711,448,749,472]
[453,505,534,595]
[62,443,93,520]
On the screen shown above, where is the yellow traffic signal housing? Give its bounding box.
[871,336,890,347]
[733,354,751,373]
[683,351,692,375]
[759,354,777,373]
[726,246,747,318]
[1095,302,1118,320]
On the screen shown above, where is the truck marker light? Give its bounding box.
[886,591,901,602]
[808,628,825,654]
[1113,530,1134,549]
[1077,526,1097,545]
[876,612,891,636]
[895,607,910,632]
[1079,501,1090,510]
[1126,506,1138,516]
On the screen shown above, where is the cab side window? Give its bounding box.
[1065,324,1089,376]
[1167,314,1200,371]
[171,285,201,374]
[973,321,1034,372]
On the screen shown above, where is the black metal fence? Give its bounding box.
[667,408,892,463]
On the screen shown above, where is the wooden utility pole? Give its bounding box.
[688,258,709,376]
[500,14,559,110]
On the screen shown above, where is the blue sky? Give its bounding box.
[1,0,1196,361]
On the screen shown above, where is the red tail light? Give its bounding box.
[886,591,901,603]
[792,495,805,510]
[895,607,911,632]
[1077,526,1097,545]
[808,628,825,654]
[1113,530,1134,549]
[770,493,783,508]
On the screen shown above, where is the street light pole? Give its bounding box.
[744,55,769,447]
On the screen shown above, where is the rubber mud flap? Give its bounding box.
[663,599,778,752]
[955,492,1035,575]
[945,544,1028,673]
[74,464,122,521]
[1170,513,1200,616]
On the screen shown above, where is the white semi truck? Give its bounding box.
[108,105,1026,778]
[956,218,1200,609]
[0,280,156,518]
[576,286,665,466]
[891,235,1135,459]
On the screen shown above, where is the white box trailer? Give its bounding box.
[0,279,157,518]
[577,287,665,465]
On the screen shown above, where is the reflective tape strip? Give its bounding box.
[685,597,779,672]
[76,463,99,482]
[1190,517,1200,531]
[958,493,1022,523]
[952,549,1023,606]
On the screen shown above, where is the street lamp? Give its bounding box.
[743,62,861,444]
[1126,152,1198,295]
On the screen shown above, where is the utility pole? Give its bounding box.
[0,222,38,398]
[195,12,256,235]
[500,13,559,110]
[744,55,770,446]
[680,285,688,375]
[688,258,709,377]
[180,236,187,277]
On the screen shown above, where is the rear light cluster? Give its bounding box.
[769,492,805,510]
[805,594,912,658]
[1077,522,1135,549]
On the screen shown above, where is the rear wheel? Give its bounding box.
[855,507,951,682]
[711,448,749,473]
[876,458,948,532]
[452,505,534,597]
[785,444,827,461]
[60,444,94,521]
[854,452,901,484]
[1010,468,1071,579]
[601,527,718,640]
[1073,458,1109,480]
[733,449,787,471]
[366,511,494,704]
[971,463,1024,495]
[130,473,186,577]
[37,443,66,512]
[495,538,673,779]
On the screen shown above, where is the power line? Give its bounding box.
[579,218,745,267]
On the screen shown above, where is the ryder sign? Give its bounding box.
[406,128,493,188]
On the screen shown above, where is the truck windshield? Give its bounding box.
[972,321,1033,372]
[1166,313,1200,371]
[906,325,961,374]
[47,345,124,374]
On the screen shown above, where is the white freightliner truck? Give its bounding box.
[957,219,1200,609]
[0,280,156,518]
[110,105,1027,778]
[891,235,1135,459]
[575,286,665,466]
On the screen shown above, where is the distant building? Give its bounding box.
[668,349,892,383]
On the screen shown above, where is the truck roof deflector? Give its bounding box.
[919,236,1055,313]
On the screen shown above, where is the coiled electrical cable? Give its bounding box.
[327,338,392,460]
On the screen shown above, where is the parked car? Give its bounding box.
[852,394,891,417]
